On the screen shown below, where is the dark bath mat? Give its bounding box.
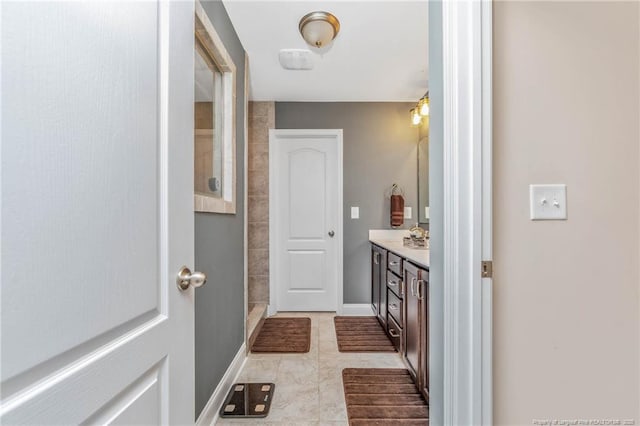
[334,316,396,352]
[219,383,275,418]
[251,317,311,353]
[342,368,428,425]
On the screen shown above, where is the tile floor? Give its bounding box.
[216,312,406,425]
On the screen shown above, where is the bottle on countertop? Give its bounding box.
[409,223,427,239]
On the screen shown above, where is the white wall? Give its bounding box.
[493,1,640,424]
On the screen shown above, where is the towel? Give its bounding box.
[390,194,404,228]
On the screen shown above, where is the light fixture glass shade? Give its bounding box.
[299,12,340,48]
[419,97,430,116]
[411,108,422,126]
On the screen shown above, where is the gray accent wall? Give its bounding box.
[276,102,419,304]
[195,0,246,418]
[428,1,444,424]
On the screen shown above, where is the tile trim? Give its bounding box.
[195,343,247,426]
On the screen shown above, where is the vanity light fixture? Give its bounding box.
[418,95,430,116]
[411,108,422,126]
[410,92,429,126]
[299,11,340,48]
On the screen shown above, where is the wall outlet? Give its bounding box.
[351,206,359,219]
[404,206,412,219]
[529,184,567,220]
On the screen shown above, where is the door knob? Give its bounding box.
[176,266,207,291]
[328,230,335,237]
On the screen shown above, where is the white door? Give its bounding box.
[1,1,196,424]
[269,130,343,312]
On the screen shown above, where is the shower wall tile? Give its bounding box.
[248,196,269,223]
[247,101,274,304]
[249,275,270,304]
[248,222,269,250]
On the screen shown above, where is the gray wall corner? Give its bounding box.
[195,0,247,418]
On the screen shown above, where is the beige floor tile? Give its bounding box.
[237,358,280,382]
[318,378,347,421]
[276,358,319,386]
[317,338,339,356]
[217,312,407,426]
[268,383,319,422]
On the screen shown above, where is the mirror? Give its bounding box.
[195,44,224,198]
[418,121,429,224]
[194,1,237,214]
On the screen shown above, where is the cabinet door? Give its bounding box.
[418,269,429,399]
[371,247,381,316]
[378,268,388,326]
[378,250,388,325]
[403,262,420,379]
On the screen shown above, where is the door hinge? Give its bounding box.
[481,260,493,278]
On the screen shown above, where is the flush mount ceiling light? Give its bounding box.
[299,11,340,48]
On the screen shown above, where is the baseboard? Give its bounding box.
[267,304,276,316]
[195,342,247,426]
[266,304,373,316]
[340,304,374,316]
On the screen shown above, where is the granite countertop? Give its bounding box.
[369,238,430,269]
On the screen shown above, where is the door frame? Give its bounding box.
[440,0,493,424]
[268,129,344,315]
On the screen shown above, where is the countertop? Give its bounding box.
[369,238,430,269]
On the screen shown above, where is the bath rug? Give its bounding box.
[251,317,311,353]
[342,368,428,425]
[334,316,396,352]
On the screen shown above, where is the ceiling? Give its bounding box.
[221,1,429,102]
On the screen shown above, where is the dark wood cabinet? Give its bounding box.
[387,252,403,277]
[371,245,387,325]
[371,243,428,400]
[387,286,402,326]
[404,262,420,379]
[386,271,402,298]
[387,314,402,351]
[403,261,429,399]
[419,269,429,399]
[386,269,403,352]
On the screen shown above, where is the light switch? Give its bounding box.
[424,207,430,219]
[529,184,567,220]
[404,206,412,219]
[351,206,359,219]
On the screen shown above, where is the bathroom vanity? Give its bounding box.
[370,231,429,400]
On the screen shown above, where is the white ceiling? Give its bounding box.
[222,1,429,101]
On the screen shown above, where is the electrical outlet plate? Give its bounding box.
[529,184,567,220]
